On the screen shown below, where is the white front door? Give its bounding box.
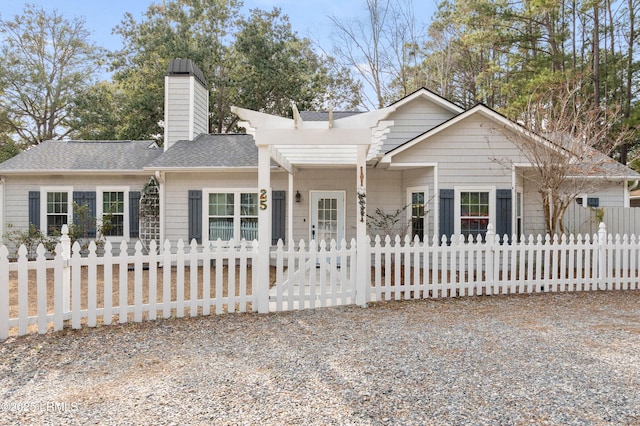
[310,191,345,244]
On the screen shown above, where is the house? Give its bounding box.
[1,59,638,253]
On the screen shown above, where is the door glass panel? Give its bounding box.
[317,197,338,242]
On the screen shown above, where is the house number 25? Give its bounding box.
[259,189,267,210]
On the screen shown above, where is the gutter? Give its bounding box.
[0,170,153,176]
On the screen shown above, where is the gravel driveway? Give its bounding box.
[2,291,640,425]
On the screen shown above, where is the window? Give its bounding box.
[97,187,130,240]
[455,187,495,240]
[46,191,69,234]
[407,187,428,241]
[240,193,258,240]
[515,189,523,239]
[102,191,125,237]
[40,187,73,235]
[207,190,258,241]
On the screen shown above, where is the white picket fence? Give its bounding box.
[3,222,640,339]
[270,239,357,311]
[1,229,258,340]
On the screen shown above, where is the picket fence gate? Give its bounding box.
[2,223,640,339]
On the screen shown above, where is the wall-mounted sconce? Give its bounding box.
[295,190,301,203]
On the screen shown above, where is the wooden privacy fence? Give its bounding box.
[565,204,640,236]
[3,222,640,339]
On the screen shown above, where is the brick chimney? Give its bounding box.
[164,59,209,151]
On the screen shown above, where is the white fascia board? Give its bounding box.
[0,170,153,175]
[391,89,464,114]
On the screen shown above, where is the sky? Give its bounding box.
[0,0,438,54]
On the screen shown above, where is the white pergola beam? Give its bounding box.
[255,129,372,146]
[268,146,294,174]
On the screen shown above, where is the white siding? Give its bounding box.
[165,77,191,149]
[162,168,421,245]
[290,169,407,242]
[520,169,626,237]
[164,75,209,150]
[1,175,151,246]
[163,171,289,245]
[193,81,209,136]
[383,97,457,152]
[392,116,524,189]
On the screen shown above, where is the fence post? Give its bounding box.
[485,224,495,295]
[598,222,607,290]
[60,225,71,314]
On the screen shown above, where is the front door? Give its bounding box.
[310,191,345,245]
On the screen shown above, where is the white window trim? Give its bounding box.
[575,193,588,207]
[406,186,429,240]
[203,188,259,244]
[97,186,130,242]
[454,186,496,237]
[40,186,73,235]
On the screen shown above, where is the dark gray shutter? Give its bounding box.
[188,190,202,244]
[129,191,141,238]
[587,197,599,208]
[28,191,40,230]
[272,190,286,245]
[439,189,454,244]
[496,189,512,244]
[73,191,97,238]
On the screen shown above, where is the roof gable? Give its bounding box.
[382,104,561,160]
[379,104,640,179]
[387,87,465,115]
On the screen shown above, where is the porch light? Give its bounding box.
[295,191,301,203]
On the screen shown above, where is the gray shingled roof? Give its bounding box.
[0,140,162,172]
[146,134,265,169]
[299,111,363,121]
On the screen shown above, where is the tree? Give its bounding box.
[68,81,125,140]
[420,0,638,166]
[329,0,426,109]
[494,75,632,235]
[0,108,20,162]
[104,0,360,140]
[234,8,361,123]
[0,5,103,146]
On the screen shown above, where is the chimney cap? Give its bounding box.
[166,59,207,88]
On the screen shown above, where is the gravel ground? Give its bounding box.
[1,291,640,425]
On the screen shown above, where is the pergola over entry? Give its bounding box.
[230,104,396,312]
